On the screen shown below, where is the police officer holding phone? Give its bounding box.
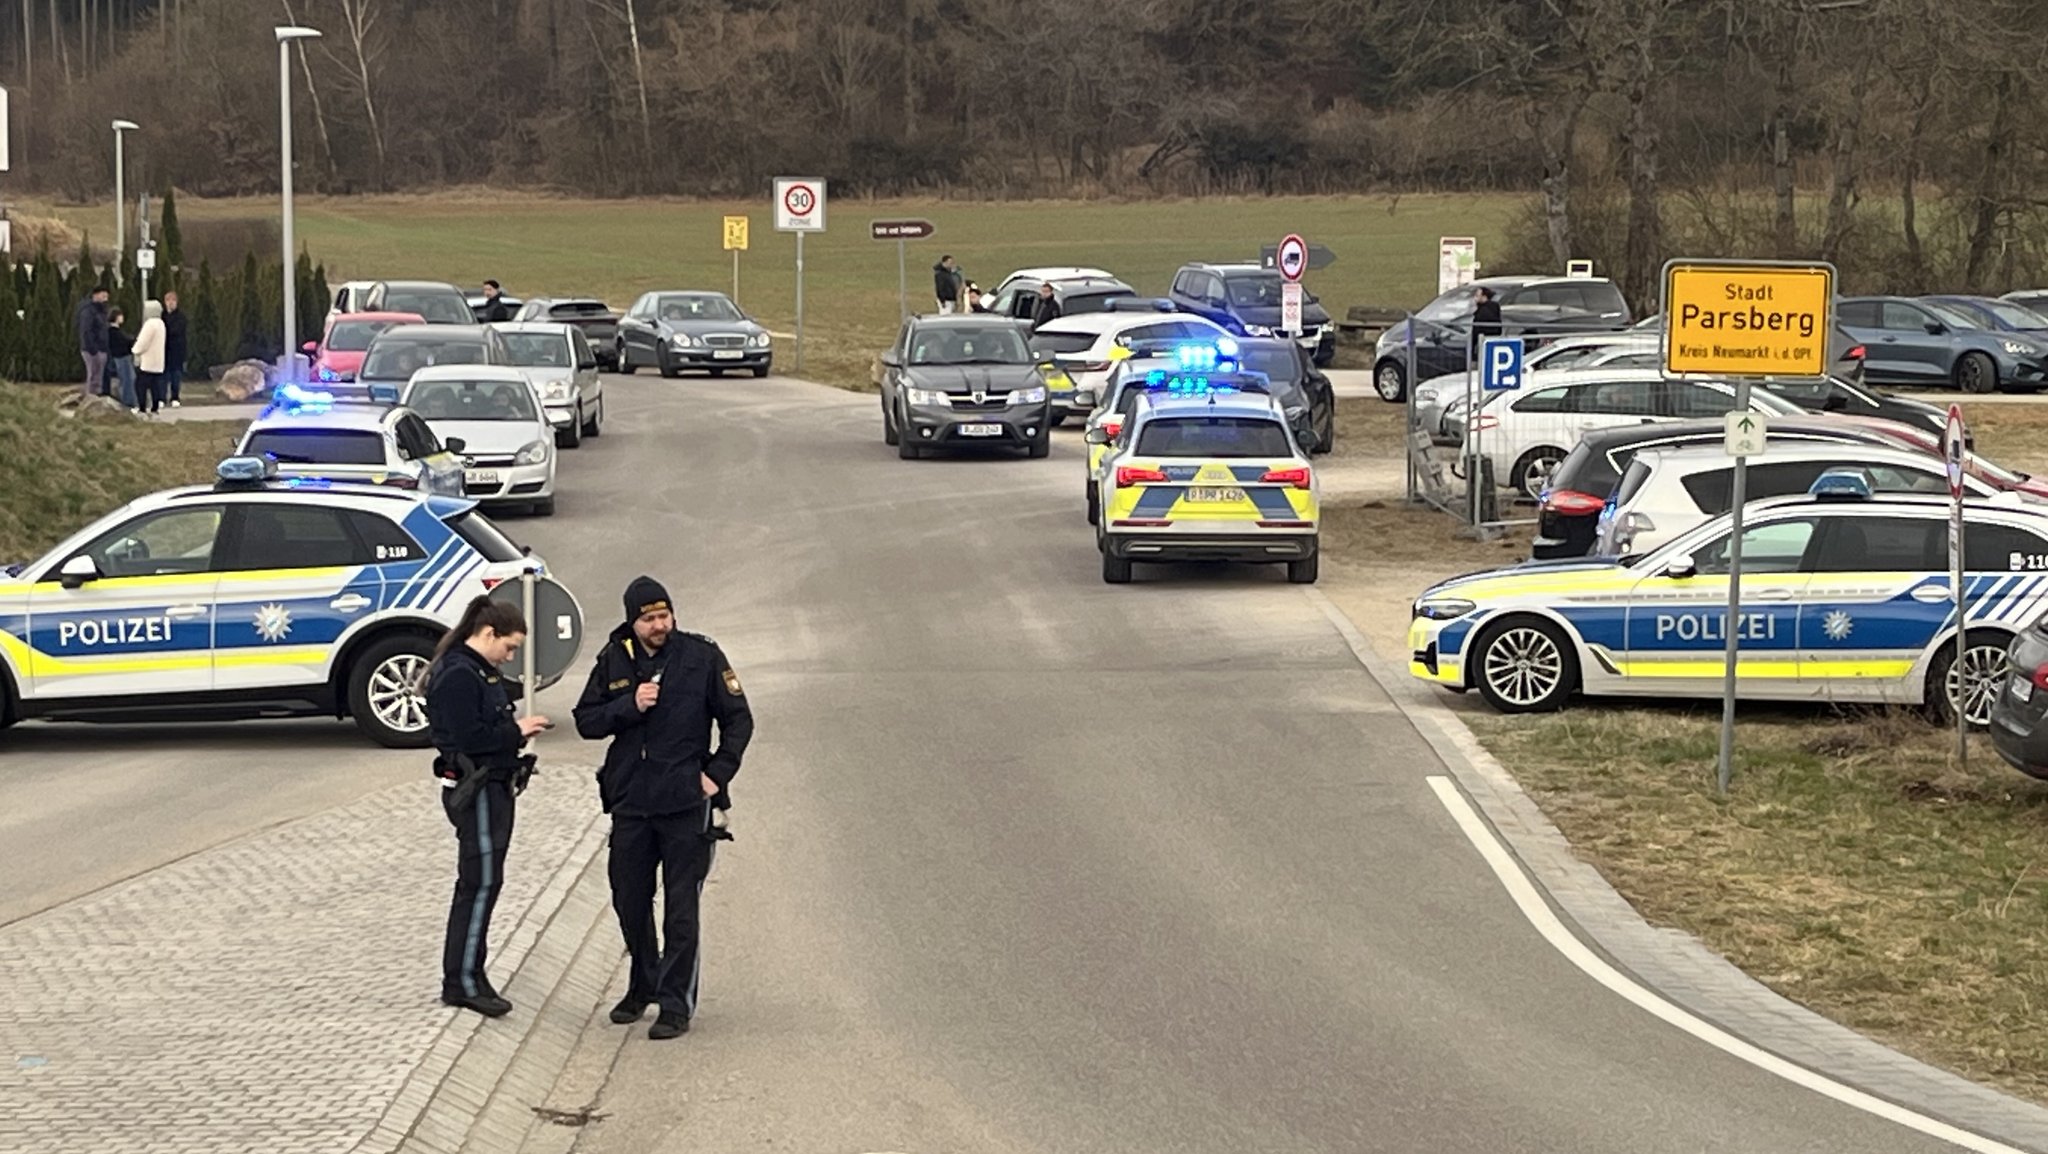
[426,595,551,1018]
[574,576,753,1040]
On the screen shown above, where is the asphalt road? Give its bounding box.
[0,372,1981,1152]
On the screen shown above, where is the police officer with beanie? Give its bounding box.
[426,595,551,1017]
[574,576,753,1040]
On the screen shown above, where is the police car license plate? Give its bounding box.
[466,470,500,487]
[958,424,1002,437]
[1188,486,1245,503]
[2013,674,2034,703]
[712,350,744,360]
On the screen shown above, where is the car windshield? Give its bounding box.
[655,295,742,322]
[1236,347,1302,384]
[325,321,397,352]
[909,326,1033,365]
[362,339,488,378]
[549,301,612,318]
[407,379,539,422]
[1135,416,1294,458]
[1224,274,1286,308]
[384,291,473,324]
[1029,331,1098,356]
[1924,300,1986,329]
[1418,286,1480,323]
[1061,290,1135,314]
[500,332,573,368]
[1975,299,2048,329]
[243,428,385,465]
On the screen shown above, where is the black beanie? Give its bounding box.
[624,575,672,621]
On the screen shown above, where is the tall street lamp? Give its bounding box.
[275,26,321,383]
[111,119,137,277]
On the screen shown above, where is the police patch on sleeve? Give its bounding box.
[722,668,744,696]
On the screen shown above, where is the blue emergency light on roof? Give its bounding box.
[1809,467,1875,500]
[266,381,336,415]
[216,455,279,484]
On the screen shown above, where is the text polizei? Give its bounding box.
[56,614,176,648]
[1654,612,1778,643]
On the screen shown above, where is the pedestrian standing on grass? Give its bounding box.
[426,596,551,1019]
[131,301,168,416]
[933,256,964,315]
[574,576,753,1041]
[161,290,189,409]
[75,286,110,398]
[106,308,137,411]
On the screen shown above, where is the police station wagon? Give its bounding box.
[1410,471,2048,724]
[0,458,547,747]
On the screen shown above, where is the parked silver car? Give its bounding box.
[491,322,605,448]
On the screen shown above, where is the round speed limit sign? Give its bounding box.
[784,184,816,216]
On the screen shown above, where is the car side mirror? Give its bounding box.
[58,554,101,589]
[978,293,996,311]
[1072,389,1097,408]
[880,350,903,368]
[1084,428,1110,445]
[302,340,318,354]
[444,437,466,454]
[1925,322,1946,335]
[1662,554,1696,580]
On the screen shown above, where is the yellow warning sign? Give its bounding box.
[722,215,749,252]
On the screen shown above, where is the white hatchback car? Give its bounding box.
[1424,335,1663,443]
[1466,369,1806,500]
[400,366,558,516]
[1597,442,2013,557]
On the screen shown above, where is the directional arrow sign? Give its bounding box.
[1724,410,1767,457]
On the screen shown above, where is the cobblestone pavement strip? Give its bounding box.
[0,770,606,1154]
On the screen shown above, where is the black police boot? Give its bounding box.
[609,996,651,1025]
[647,1011,690,1040]
[442,990,513,1018]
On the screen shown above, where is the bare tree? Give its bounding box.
[323,0,390,188]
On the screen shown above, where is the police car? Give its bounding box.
[1087,366,1320,584]
[1078,340,1244,525]
[1410,468,2048,723]
[0,457,548,747]
[234,384,467,498]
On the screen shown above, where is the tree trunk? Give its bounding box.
[899,0,917,140]
[1818,53,1870,264]
[336,0,389,190]
[1963,71,2013,288]
[48,0,61,86]
[1618,53,1662,308]
[623,0,653,168]
[1532,90,1588,270]
[1769,58,1796,257]
[277,0,338,184]
[1900,70,1932,285]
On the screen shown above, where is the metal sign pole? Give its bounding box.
[795,231,805,374]
[1716,380,1752,797]
[1404,314,1417,504]
[1465,334,1480,527]
[897,237,907,322]
[732,247,740,308]
[1954,484,1969,769]
[521,570,537,721]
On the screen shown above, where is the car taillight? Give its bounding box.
[385,475,418,489]
[1846,344,1866,360]
[1116,465,1166,487]
[481,577,507,591]
[2029,664,2048,692]
[1069,360,1111,374]
[1543,489,1607,517]
[1260,466,1311,489]
[1102,418,1123,439]
[1472,414,1500,431]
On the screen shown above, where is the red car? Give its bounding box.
[1831,413,2048,498]
[307,311,426,384]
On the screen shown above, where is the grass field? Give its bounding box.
[28,191,1522,390]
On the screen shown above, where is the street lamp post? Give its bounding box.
[111,119,137,278]
[275,26,321,385]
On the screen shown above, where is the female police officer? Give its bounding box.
[427,595,551,1017]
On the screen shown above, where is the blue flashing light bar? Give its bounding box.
[216,456,279,483]
[264,381,337,415]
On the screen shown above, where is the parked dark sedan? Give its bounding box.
[1991,618,2048,779]
[514,297,621,368]
[1927,294,2048,336]
[1838,295,2048,393]
[614,290,774,378]
[1531,416,1937,559]
[1232,337,1337,455]
[1371,275,1633,401]
[877,315,1053,459]
[1752,374,1947,437]
[1630,316,1868,388]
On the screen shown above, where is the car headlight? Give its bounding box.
[1412,598,1476,621]
[515,440,550,465]
[1244,324,1274,337]
[2002,339,2040,356]
[670,333,696,347]
[906,387,951,406]
[1009,386,1047,405]
[541,381,570,401]
[748,331,772,348]
[1416,385,1440,404]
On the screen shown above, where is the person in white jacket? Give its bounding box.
[131,300,168,416]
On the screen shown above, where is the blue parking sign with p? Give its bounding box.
[1481,337,1523,392]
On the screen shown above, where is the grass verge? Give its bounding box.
[0,383,232,562]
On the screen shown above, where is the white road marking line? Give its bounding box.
[1425,774,2026,1154]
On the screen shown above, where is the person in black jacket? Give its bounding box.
[1030,282,1063,331]
[105,309,137,410]
[1470,286,1503,355]
[573,575,753,1041]
[478,280,514,323]
[933,256,963,314]
[161,290,190,408]
[75,287,110,398]
[426,596,551,1018]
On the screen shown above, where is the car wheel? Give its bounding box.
[1085,483,1099,526]
[658,349,681,379]
[752,365,770,378]
[532,496,557,516]
[1956,351,1997,395]
[1927,629,2012,728]
[897,416,922,458]
[1374,359,1407,403]
[615,342,636,375]
[1312,344,1335,368]
[1315,403,1335,455]
[882,395,900,445]
[710,368,726,378]
[1027,428,1052,459]
[347,633,436,748]
[1472,616,1578,714]
[1511,447,1567,502]
[558,415,583,450]
[583,396,603,437]
[1102,551,1133,584]
[1286,548,1319,584]
[1050,411,1069,429]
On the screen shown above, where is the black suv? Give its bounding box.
[1169,263,1336,366]
[1372,275,1632,402]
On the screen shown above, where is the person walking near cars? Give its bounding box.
[1470,285,1503,355]
[74,285,110,398]
[426,595,551,1018]
[130,301,169,416]
[105,308,137,411]
[161,289,189,408]
[478,280,514,323]
[573,576,753,1041]
[1030,282,1063,330]
[933,256,964,314]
